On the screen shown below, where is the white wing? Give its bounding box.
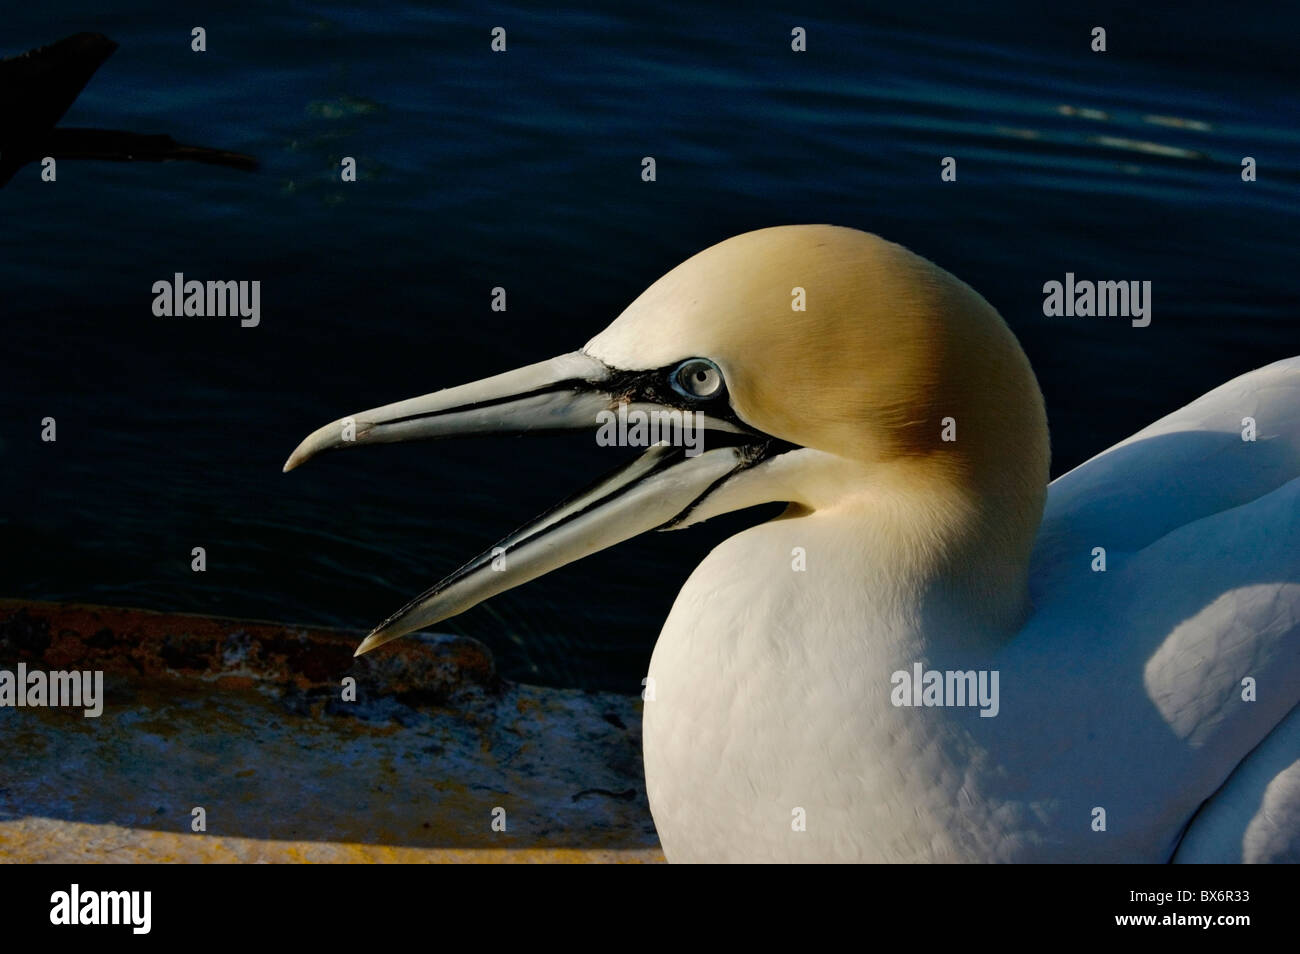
[1028,356,1300,861]
[1175,700,1300,862]
[1033,356,1300,597]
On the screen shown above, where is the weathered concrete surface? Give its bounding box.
[0,600,664,862]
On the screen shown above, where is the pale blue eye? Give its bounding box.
[671,358,724,400]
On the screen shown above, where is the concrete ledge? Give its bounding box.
[0,600,664,863]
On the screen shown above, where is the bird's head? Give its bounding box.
[285,225,1049,654]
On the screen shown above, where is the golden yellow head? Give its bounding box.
[586,224,1049,501]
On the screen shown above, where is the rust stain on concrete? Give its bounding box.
[0,600,664,863]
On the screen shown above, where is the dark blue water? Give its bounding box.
[3,1,1297,690]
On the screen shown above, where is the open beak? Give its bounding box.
[283,351,776,655]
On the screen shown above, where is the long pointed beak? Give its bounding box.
[284,350,773,655]
[283,352,613,472]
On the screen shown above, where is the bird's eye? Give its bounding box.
[670,358,725,400]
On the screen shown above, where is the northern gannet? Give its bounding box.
[285,225,1300,862]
